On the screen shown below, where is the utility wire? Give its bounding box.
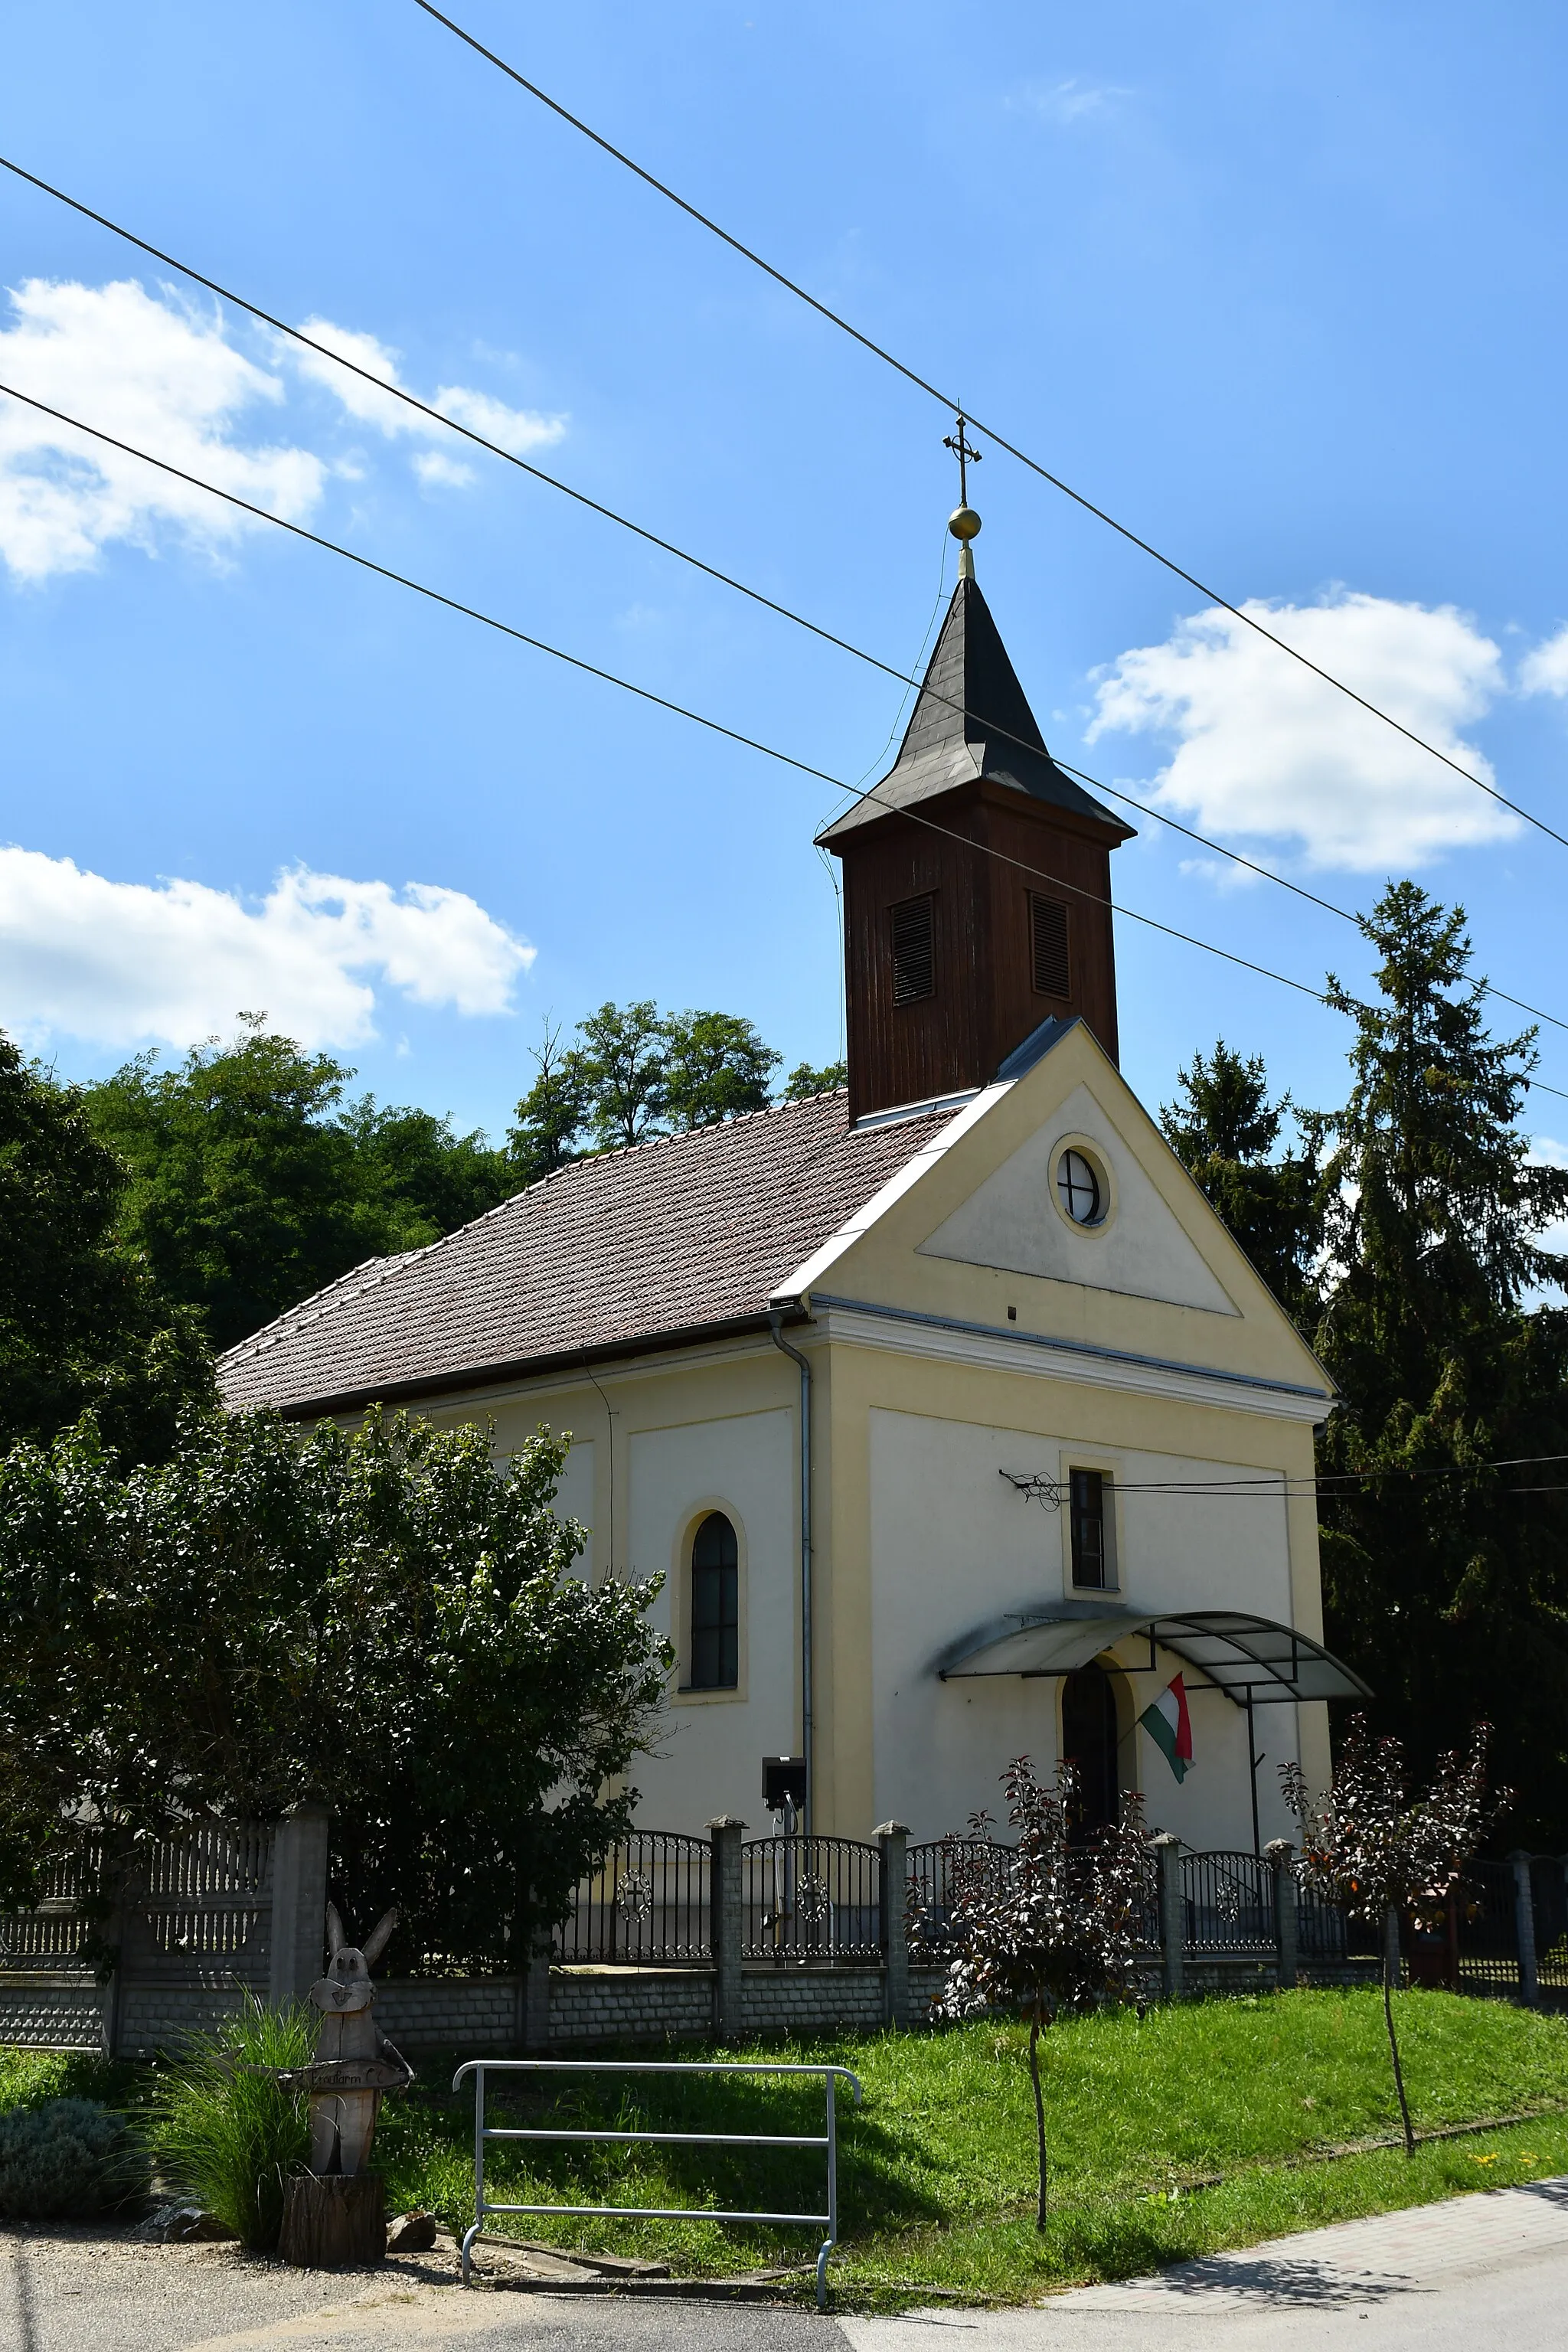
[7,374,1567,1107]
[5,149,1564,1048]
[410,0,1568,859]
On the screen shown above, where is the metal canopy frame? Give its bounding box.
[937,1606,1370,1858]
[937,1606,1370,1707]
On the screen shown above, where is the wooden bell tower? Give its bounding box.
[818,510,1132,1124]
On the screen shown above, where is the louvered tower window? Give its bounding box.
[1031,893,1070,998]
[890,894,935,1004]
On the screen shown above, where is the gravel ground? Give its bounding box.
[10,2181,1568,2350]
[0,2222,835,2351]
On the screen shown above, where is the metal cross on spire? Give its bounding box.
[943,412,982,506]
[943,413,983,575]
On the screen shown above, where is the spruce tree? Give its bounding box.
[1161,1040,1324,1320]
[1308,882,1568,1843]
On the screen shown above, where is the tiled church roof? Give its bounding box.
[217,1089,956,1416]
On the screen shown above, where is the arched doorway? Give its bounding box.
[1061,1662,1120,1834]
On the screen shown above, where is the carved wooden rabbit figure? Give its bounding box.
[306,1903,410,2176]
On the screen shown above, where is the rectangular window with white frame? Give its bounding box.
[1065,1465,1118,1592]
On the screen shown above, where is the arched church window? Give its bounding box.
[690,1511,739,1690]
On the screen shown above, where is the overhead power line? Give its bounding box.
[409,0,1568,861]
[4,152,1564,1049]
[5,374,1567,1112]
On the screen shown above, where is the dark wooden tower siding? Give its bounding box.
[820,575,1132,1123]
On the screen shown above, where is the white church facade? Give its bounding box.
[220,552,1363,1854]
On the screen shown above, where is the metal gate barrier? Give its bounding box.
[452,2056,864,2307]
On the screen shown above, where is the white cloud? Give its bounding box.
[1088,593,1515,871]
[0,848,534,1050]
[292,318,565,461]
[413,449,475,490]
[0,281,567,582]
[1011,77,1130,123]
[1520,627,1568,698]
[0,277,326,580]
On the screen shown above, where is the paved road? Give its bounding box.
[6,2179,1568,2350]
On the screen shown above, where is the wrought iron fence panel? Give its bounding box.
[1455,1859,1520,1990]
[743,1836,882,1965]
[1531,1858,1568,1992]
[1295,1882,1350,1961]
[0,1836,106,1971]
[905,1838,1016,1964]
[553,1831,712,1966]
[1181,1849,1275,1952]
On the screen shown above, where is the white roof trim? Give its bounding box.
[770,1082,1012,1305]
[810,1295,1334,1424]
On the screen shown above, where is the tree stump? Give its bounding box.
[278,2173,386,2268]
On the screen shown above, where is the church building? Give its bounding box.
[219,502,1364,1853]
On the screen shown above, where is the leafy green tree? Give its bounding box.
[83,1021,384,1352]
[1307,884,1568,1841]
[0,1034,210,1463]
[784,1057,847,1099]
[1161,1040,1324,1318]
[338,1096,514,1246]
[663,1010,780,1128]
[570,1000,669,1149]
[510,1002,795,1162]
[0,1406,670,1961]
[507,1023,590,1185]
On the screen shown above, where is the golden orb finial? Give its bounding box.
[942,413,983,578]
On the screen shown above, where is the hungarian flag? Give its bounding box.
[1140,1674,1193,1782]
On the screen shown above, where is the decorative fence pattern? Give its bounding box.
[553,1831,711,1967]
[126,1821,273,1984]
[0,1839,106,1970]
[1181,1849,1275,1953]
[742,1836,882,1965]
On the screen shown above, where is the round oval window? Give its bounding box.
[1056,1147,1103,1226]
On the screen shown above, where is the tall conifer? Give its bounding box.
[1308,883,1568,1842]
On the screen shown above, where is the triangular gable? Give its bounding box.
[916,1080,1240,1315]
[774,1022,1331,1400]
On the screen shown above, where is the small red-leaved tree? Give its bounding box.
[934,1756,1152,2227]
[1281,1719,1501,2155]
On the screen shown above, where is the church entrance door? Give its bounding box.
[1061,1662,1119,1834]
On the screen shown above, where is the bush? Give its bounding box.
[0,2096,145,2216]
[146,1999,313,2250]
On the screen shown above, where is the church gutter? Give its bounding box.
[768,1311,815,1839]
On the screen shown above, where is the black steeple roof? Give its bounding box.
[817,575,1133,844]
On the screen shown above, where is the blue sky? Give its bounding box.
[5,1,1568,1150]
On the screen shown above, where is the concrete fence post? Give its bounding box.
[1266,1840,1299,1990]
[1152,1834,1184,2002]
[268,1804,331,2008]
[520,1930,553,2050]
[876,1823,910,2029]
[1511,1850,1540,2007]
[707,1816,746,2043]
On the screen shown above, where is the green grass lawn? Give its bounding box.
[7,1988,1568,2305]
